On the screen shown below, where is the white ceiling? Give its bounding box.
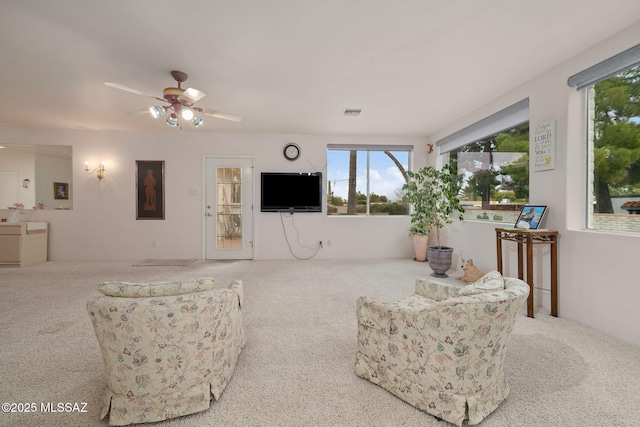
[1,0,639,136]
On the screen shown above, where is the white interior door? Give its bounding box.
[205,157,254,260]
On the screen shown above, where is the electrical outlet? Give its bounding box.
[327,240,332,247]
[152,240,158,247]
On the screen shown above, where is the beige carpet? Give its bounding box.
[131,259,197,267]
[2,259,640,427]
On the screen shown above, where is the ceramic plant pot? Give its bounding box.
[427,245,454,277]
[412,233,429,262]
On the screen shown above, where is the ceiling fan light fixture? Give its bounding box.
[166,114,178,127]
[181,108,194,121]
[107,70,241,129]
[149,105,165,119]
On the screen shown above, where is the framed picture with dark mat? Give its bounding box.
[136,160,165,220]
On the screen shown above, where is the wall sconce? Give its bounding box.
[85,161,106,181]
[22,179,30,188]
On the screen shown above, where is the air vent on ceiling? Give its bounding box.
[342,108,362,117]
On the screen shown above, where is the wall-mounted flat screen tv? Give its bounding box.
[261,172,323,212]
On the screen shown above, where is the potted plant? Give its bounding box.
[402,164,465,276]
[402,171,431,262]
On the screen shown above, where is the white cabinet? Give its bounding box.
[0,222,48,266]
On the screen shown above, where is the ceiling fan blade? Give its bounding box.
[201,108,242,122]
[178,88,206,104]
[104,82,166,102]
[127,108,152,115]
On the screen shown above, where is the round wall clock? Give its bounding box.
[283,143,300,161]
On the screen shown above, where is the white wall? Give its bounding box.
[428,22,640,347]
[0,146,35,208]
[0,129,425,262]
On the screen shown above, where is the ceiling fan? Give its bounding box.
[105,70,241,128]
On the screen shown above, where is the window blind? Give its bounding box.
[326,144,413,151]
[436,98,529,154]
[567,44,640,90]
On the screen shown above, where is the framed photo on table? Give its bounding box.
[136,160,164,220]
[514,205,547,230]
[53,182,69,200]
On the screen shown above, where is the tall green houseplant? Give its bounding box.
[403,164,465,245]
[403,164,465,276]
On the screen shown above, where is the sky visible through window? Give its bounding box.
[327,150,409,201]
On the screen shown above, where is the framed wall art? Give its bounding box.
[136,160,165,220]
[534,119,555,171]
[53,182,69,200]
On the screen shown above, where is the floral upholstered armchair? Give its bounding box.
[87,278,245,426]
[355,271,529,426]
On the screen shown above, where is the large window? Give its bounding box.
[568,45,640,233]
[326,145,411,216]
[437,99,530,224]
[586,64,640,233]
[445,123,529,223]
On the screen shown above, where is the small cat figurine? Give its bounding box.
[456,258,484,284]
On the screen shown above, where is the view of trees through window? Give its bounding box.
[588,64,640,232]
[326,148,410,216]
[446,123,529,223]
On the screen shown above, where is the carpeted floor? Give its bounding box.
[1,259,640,427]
[131,259,197,267]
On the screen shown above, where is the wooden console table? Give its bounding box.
[495,228,558,318]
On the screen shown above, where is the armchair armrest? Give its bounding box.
[228,279,243,307]
[356,296,391,334]
[414,277,460,301]
[357,294,437,335]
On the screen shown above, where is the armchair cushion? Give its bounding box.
[414,277,460,301]
[456,270,505,296]
[97,277,215,298]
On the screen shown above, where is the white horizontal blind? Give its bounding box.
[326,144,413,151]
[567,44,640,90]
[436,98,529,154]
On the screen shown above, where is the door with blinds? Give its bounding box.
[204,157,253,260]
